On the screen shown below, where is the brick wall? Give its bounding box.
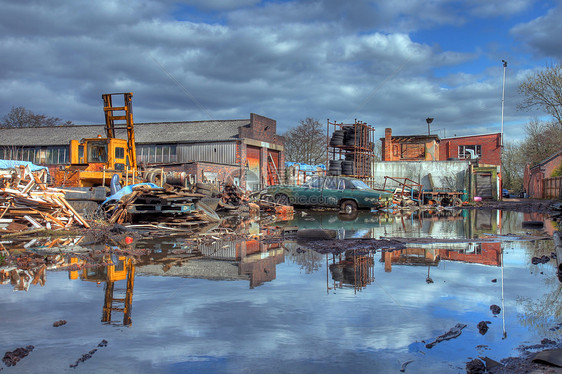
[440,133,501,165]
[381,128,439,161]
[238,113,282,144]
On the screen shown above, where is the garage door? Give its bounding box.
[246,146,261,191]
[476,173,493,199]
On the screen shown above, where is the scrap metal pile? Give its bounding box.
[0,165,90,234]
[102,184,220,227]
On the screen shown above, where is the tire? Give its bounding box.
[274,193,290,205]
[453,197,463,207]
[340,200,358,214]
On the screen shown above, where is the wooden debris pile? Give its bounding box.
[217,183,249,210]
[0,167,90,234]
[104,184,220,226]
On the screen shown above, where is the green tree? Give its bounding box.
[518,62,562,124]
[283,118,327,165]
[1,106,73,128]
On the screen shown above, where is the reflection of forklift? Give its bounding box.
[54,93,140,188]
[70,255,135,326]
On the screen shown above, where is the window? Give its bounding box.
[324,177,338,189]
[88,141,108,163]
[458,145,481,159]
[306,178,323,189]
[115,147,125,159]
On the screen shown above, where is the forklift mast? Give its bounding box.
[102,93,137,171]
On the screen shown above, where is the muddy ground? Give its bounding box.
[470,197,557,214]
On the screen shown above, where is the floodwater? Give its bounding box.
[0,209,560,373]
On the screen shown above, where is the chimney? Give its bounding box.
[383,128,392,161]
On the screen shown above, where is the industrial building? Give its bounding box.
[0,113,284,191]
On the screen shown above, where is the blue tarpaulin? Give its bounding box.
[102,182,160,205]
[285,162,326,171]
[0,160,48,172]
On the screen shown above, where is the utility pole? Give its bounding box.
[501,60,507,146]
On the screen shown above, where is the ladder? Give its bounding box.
[267,154,280,185]
[102,92,137,171]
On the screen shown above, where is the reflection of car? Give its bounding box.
[263,176,393,212]
[502,189,509,198]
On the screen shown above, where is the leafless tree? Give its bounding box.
[518,63,562,125]
[1,106,73,128]
[520,119,562,165]
[283,118,327,165]
[501,141,525,191]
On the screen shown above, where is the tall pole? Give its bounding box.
[501,60,507,146]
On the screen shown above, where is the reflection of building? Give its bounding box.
[71,255,135,326]
[328,251,375,293]
[382,242,502,272]
[136,239,284,289]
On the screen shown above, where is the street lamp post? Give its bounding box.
[426,117,434,135]
[501,60,507,146]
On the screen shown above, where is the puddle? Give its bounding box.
[0,209,559,373]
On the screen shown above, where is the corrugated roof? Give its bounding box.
[0,119,249,146]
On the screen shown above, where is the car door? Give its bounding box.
[294,177,324,206]
[321,177,343,207]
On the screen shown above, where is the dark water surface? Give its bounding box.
[0,209,560,373]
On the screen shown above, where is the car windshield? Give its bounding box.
[350,179,372,190]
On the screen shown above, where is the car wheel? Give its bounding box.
[275,193,290,205]
[340,200,358,214]
[453,197,463,207]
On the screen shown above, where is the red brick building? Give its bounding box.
[523,149,562,198]
[381,128,440,161]
[381,129,502,165]
[439,133,502,165]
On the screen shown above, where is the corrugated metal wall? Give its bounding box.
[177,142,237,165]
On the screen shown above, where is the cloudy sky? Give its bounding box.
[1,0,561,141]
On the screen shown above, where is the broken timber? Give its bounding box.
[0,167,90,233]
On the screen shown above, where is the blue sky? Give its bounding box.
[0,0,560,142]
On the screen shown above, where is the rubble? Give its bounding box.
[102,184,219,227]
[1,165,90,234]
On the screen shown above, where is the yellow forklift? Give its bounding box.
[54,93,140,188]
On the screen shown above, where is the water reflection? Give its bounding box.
[283,209,506,239]
[0,209,559,373]
[327,251,375,293]
[134,216,285,289]
[70,255,135,326]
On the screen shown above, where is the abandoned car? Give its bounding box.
[263,176,393,212]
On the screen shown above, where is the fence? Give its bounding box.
[543,176,562,199]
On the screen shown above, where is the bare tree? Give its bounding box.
[501,141,525,191]
[1,106,73,128]
[283,118,327,165]
[520,119,562,166]
[518,63,562,124]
